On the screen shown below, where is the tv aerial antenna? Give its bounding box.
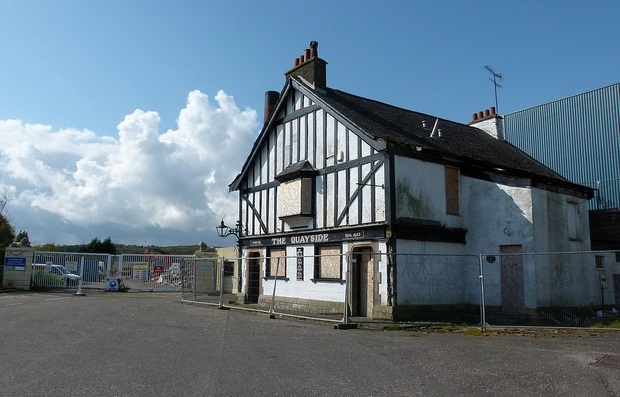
[484,65,502,113]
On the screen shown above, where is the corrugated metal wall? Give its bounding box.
[504,82,620,209]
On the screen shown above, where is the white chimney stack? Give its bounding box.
[469,107,504,140]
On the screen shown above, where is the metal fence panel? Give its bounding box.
[119,254,194,291]
[60,248,615,331]
[481,251,618,327]
[269,253,347,323]
[383,253,483,324]
[32,251,111,290]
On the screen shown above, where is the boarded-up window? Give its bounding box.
[445,166,460,215]
[595,255,604,269]
[567,202,580,240]
[266,248,286,277]
[314,246,342,279]
[278,178,313,217]
[224,261,235,277]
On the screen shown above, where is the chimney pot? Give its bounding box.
[264,91,280,125]
[478,111,484,119]
[310,41,318,58]
[490,106,496,115]
[294,58,300,67]
[472,113,478,121]
[484,109,490,117]
[300,54,305,63]
[304,48,311,60]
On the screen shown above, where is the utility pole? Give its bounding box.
[485,65,502,113]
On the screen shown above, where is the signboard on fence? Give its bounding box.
[65,261,78,273]
[4,257,26,271]
[133,262,148,280]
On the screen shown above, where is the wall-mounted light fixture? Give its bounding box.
[216,219,240,238]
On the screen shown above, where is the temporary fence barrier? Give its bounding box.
[267,253,348,323]
[31,248,620,331]
[181,252,483,326]
[480,250,619,328]
[31,251,198,292]
[32,251,112,290]
[118,254,195,291]
[365,252,483,326]
[180,253,348,322]
[180,257,219,305]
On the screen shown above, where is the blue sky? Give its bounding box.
[0,1,619,247]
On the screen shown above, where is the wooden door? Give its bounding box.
[351,247,374,317]
[247,252,261,304]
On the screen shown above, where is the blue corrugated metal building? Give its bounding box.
[503,82,620,210]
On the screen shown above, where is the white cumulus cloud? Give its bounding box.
[0,90,257,246]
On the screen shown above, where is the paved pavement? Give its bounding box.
[1,290,619,397]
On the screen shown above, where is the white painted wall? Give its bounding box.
[394,240,479,305]
[461,176,535,255]
[241,241,390,305]
[393,156,445,222]
[259,245,347,303]
[392,165,601,309]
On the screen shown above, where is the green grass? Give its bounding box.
[460,327,485,336]
[590,319,620,329]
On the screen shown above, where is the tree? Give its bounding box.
[15,230,30,247]
[0,182,15,282]
[0,213,16,272]
[0,185,12,215]
[78,237,117,255]
[34,243,61,252]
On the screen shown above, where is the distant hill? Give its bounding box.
[115,245,208,255]
[53,244,211,255]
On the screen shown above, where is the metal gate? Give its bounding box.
[32,252,112,290]
[31,251,196,292]
[118,254,194,291]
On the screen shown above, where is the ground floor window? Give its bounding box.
[314,245,342,280]
[266,247,286,278]
[224,260,235,277]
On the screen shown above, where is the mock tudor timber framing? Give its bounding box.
[233,79,389,241]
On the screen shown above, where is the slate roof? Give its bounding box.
[275,160,319,182]
[311,85,592,195]
[231,77,592,197]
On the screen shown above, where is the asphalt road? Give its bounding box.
[1,291,619,397]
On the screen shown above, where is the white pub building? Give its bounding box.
[227,42,597,320]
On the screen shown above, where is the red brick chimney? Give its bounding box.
[284,41,327,90]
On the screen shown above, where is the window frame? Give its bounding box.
[566,201,582,242]
[312,245,344,283]
[595,255,604,269]
[445,166,460,216]
[223,260,235,277]
[265,247,288,280]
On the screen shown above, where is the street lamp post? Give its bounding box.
[216,219,243,301]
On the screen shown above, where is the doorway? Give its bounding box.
[350,247,375,317]
[247,252,261,304]
[500,244,525,313]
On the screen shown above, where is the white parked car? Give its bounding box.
[32,264,81,287]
